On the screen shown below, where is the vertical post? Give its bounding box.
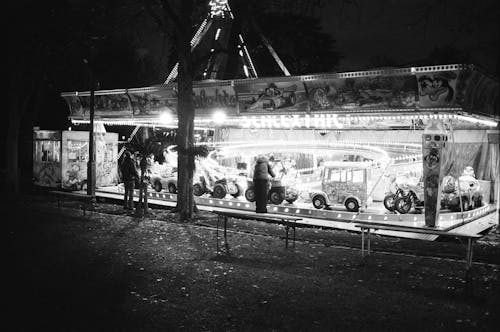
[466,238,473,270]
[422,120,447,227]
[224,216,229,252]
[285,224,289,248]
[216,215,220,253]
[87,73,96,198]
[367,228,371,255]
[361,228,365,257]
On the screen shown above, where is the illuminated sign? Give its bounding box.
[209,0,228,17]
[240,114,344,129]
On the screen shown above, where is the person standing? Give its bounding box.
[120,151,139,210]
[253,155,275,213]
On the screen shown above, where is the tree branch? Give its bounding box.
[143,0,168,32]
[160,0,184,34]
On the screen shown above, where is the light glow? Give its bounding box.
[159,112,173,124]
[209,0,228,17]
[212,110,227,124]
[455,115,498,127]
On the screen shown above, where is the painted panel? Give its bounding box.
[304,75,418,111]
[96,133,119,187]
[129,89,176,116]
[33,130,61,140]
[61,131,118,190]
[62,96,84,117]
[192,85,238,115]
[128,85,238,116]
[61,131,88,190]
[79,94,131,117]
[235,80,308,113]
[33,139,61,187]
[416,71,458,107]
[456,69,499,117]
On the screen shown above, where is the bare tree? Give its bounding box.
[143,0,202,221]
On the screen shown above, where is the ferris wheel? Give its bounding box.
[164,0,290,84]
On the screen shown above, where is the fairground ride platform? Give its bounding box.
[95,186,498,241]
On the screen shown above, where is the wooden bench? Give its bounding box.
[354,221,483,270]
[50,191,94,216]
[212,210,302,253]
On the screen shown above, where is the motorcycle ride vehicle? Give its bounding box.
[394,186,424,214]
[383,186,405,212]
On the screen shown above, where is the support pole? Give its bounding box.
[422,120,447,227]
[87,75,96,199]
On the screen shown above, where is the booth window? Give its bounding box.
[36,140,60,162]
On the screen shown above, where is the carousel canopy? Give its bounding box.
[61,64,499,129]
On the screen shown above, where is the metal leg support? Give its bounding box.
[224,216,229,252]
[464,238,475,294]
[466,238,474,270]
[216,215,220,253]
[285,225,289,248]
[361,228,365,257]
[367,228,371,255]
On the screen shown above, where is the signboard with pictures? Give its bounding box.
[234,79,308,113]
[456,69,499,118]
[78,94,132,117]
[191,84,238,115]
[62,95,85,117]
[416,70,458,107]
[304,75,418,111]
[128,88,176,116]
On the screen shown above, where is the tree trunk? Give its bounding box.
[6,43,45,198]
[136,174,145,218]
[6,86,37,197]
[175,0,196,222]
[6,107,21,197]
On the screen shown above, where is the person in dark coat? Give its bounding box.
[120,151,139,210]
[253,156,275,213]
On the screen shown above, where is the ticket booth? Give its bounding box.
[33,129,119,190]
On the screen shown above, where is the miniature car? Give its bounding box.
[245,178,299,205]
[193,174,243,199]
[150,174,178,193]
[212,178,243,199]
[310,162,375,212]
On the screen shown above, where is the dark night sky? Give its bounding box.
[319,0,498,73]
[108,0,500,83]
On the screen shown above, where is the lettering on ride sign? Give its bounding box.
[241,114,344,129]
